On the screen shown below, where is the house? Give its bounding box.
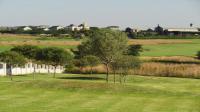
[56,26,65,30]
[78,22,90,30]
[23,26,32,31]
[164,28,200,35]
[67,24,79,31]
[43,28,50,31]
[0,62,64,76]
[67,22,90,31]
[50,26,65,31]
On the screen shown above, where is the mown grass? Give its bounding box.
[142,41,200,56]
[0,74,200,112]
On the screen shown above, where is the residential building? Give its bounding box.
[23,26,32,31]
[164,28,200,35]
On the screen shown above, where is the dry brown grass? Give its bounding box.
[132,62,200,78]
[141,56,200,63]
[0,41,80,46]
[78,56,200,79]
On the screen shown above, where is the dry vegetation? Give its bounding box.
[78,56,200,79]
[133,62,200,78]
[0,41,80,46]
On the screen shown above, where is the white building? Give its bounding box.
[164,28,200,35]
[56,26,65,30]
[43,28,50,31]
[23,26,32,31]
[67,22,90,31]
[0,62,64,76]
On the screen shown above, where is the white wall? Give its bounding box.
[0,63,6,76]
[0,63,64,76]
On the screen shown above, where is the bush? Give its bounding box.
[197,51,200,59]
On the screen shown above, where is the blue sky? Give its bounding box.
[0,0,199,28]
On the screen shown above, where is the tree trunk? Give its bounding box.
[124,75,126,83]
[106,63,109,83]
[90,66,93,80]
[53,66,56,78]
[119,73,122,84]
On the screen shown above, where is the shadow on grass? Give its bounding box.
[58,76,105,81]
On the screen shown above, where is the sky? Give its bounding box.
[0,0,200,29]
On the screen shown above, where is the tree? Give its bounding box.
[111,55,140,84]
[78,29,128,82]
[125,27,137,39]
[127,45,143,56]
[11,45,40,79]
[82,55,100,75]
[0,51,26,81]
[11,45,39,59]
[36,47,73,78]
[155,24,164,35]
[197,51,200,59]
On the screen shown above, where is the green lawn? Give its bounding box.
[0,74,200,112]
[142,39,200,57]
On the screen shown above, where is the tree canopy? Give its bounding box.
[11,45,40,60]
[77,29,128,82]
[0,51,26,80]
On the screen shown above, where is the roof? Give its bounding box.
[165,28,199,32]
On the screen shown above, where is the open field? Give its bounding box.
[0,34,200,56]
[0,74,200,112]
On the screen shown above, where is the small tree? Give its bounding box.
[197,51,200,59]
[82,55,100,75]
[0,51,26,81]
[36,47,73,78]
[127,45,143,56]
[78,29,128,82]
[111,55,140,84]
[11,45,40,79]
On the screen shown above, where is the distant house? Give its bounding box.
[56,26,65,30]
[67,24,79,31]
[23,26,32,31]
[164,28,200,35]
[50,26,65,31]
[106,26,120,30]
[67,22,90,31]
[43,28,50,31]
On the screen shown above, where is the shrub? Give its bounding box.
[197,51,200,59]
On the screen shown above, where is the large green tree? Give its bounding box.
[36,47,73,78]
[0,51,26,81]
[78,29,128,82]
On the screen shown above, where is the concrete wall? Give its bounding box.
[0,62,64,76]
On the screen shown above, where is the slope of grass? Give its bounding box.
[0,74,200,112]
